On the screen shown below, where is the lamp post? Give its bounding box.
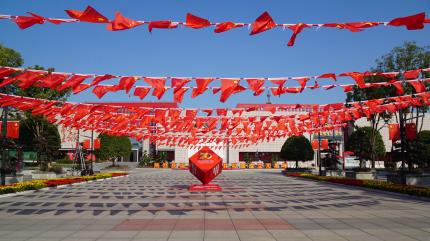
[1,107,8,185]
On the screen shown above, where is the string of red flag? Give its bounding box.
[1,91,428,147]
[0,6,428,46]
[1,65,429,102]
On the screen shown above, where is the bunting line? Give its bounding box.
[1,65,429,102]
[0,6,428,46]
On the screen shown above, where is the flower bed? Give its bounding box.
[0,172,127,195]
[286,173,430,198]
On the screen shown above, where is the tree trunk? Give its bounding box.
[295,160,298,168]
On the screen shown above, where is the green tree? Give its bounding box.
[18,115,61,169]
[346,126,385,170]
[347,42,430,169]
[0,44,23,68]
[280,135,314,168]
[94,134,132,165]
[407,130,430,169]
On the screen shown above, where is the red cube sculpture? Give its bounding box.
[188,146,223,192]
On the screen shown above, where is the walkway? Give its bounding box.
[0,169,429,241]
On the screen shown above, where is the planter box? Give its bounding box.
[31,172,57,180]
[387,174,430,187]
[5,174,24,185]
[345,171,376,180]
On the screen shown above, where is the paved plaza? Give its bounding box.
[0,169,429,241]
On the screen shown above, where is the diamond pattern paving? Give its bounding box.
[0,169,429,241]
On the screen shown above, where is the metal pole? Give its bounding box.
[399,109,406,185]
[226,139,230,165]
[318,131,322,176]
[1,107,8,185]
[90,129,94,171]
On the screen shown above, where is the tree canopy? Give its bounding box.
[18,115,61,166]
[346,126,385,169]
[0,44,23,68]
[280,135,314,167]
[94,134,132,161]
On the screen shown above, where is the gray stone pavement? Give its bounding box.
[0,168,429,241]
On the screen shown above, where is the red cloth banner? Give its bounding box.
[405,123,417,141]
[388,123,400,141]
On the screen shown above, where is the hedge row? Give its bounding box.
[286,173,430,198]
[0,173,127,195]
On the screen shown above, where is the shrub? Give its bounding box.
[286,173,430,197]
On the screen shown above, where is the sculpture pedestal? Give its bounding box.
[188,184,222,192]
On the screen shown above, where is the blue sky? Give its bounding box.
[1,0,429,108]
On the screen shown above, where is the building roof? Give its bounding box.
[85,102,178,108]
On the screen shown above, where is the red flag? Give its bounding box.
[117,76,138,94]
[309,81,320,90]
[323,23,362,32]
[148,20,178,32]
[409,80,426,93]
[171,77,191,89]
[13,12,45,29]
[340,84,354,92]
[270,87,285,96]
[250,11,276,35]
[214,21,244,33]
[388,123,400,141]
[245,78,265,96]
[191,78,214,98]
[269,78,287,94]
[0,121,19,139]
[403,69,421,79]
[144,77,166,90]
[340,72,365,88]
[0,67,18,79]
[285,87,302,93]
[152,87,167,100]
[57,74,92,92]
[83,139,91,149]
[323,85,336,90]
[72,83,91,94]
[405,123,417,140]
[294,77,310,91]
[0,70,44,88]
[15,70,47,89]
[346,22,380,30]
[92,74,116,85]
[318,73,337,81]
[37,73,70,89]
[173,87,188,103]
[93,138,101,149]
[185,13,211,29]
[65,6,109,23]
[391,82,404,95]
[311,140,318,150]
[216,108,228,116]
[321,139,329,150]
[107,11,143,31]
[287,23,310,46]
[92,85,119,99]
[388,12,426,30]
[219,79,243,102]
